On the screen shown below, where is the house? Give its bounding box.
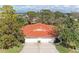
[21,23,58,43]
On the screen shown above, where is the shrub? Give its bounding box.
[17,34,25,43]
[0,34,20,49]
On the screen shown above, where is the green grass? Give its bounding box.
[56,45,79,53]
[56,45,70,53]
[0,44,23,53]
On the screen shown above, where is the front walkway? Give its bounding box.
[20,43,59,53]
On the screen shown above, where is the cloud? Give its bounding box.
[74,5,79,8]
[12,5,79,13]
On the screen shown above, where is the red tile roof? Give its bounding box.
[21,23,57,37]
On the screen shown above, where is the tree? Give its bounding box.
[54,11,65,19]
[59,16,79,49]
[39,9,54,24]
[0,5,24,49]
[26,11,38,24]
[0,5,15,14]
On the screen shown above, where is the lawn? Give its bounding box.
[0,44,23,53]
[56,44,79,53]
[56,45,71,53]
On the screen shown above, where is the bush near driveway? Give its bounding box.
[0,34,21,49]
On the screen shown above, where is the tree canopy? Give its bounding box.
[0,5,24,49]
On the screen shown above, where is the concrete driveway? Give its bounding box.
[21,43,59,53]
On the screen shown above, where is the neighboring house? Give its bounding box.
[21,23,58,43]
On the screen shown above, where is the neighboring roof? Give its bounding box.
[21,23,57,38]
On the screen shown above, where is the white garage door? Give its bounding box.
[25,38,55,43]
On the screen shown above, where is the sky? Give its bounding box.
[1,5,79,13]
